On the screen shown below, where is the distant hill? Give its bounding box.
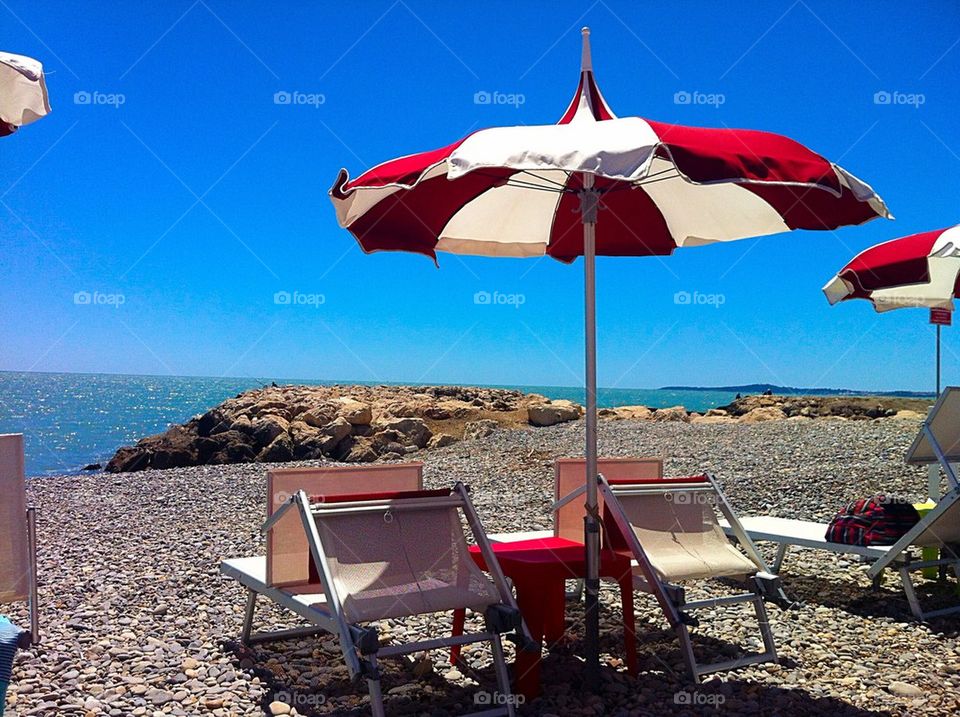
[658,383,934,398]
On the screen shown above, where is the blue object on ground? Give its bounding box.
[0,615,22,716]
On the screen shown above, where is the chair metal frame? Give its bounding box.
[597,473,781,682]
[243,483,530,717]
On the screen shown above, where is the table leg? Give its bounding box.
[449,608,466,664]
[543,579,567,643]
[512,578,547,700]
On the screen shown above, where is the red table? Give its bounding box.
[450,537,637,699]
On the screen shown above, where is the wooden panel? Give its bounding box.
[0,434,29,603]
[554,457,662,544]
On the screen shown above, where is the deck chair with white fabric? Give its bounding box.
[597,473,792,682]
[221,465,530,717]
[722,387,960,620]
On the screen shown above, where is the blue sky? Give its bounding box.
[2,1,959,392]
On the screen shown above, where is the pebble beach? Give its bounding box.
[6,416,960,717]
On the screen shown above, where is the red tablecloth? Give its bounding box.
[450,536,636,699]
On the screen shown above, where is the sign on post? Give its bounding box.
[930,308,952,326]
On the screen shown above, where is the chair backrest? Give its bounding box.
[601,476,759,581]
[906,387,960,465]
[266,463,423,587]
[0,434,29,603]
[309,489,500,622]
[554,457,662,543]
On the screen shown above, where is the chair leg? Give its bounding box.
[241,589,256,645]
[366,654,386,717]
[772,544,788,573]
[900,565,925,619]
[490,634,515,717]
[675,623,700,683]
[753,596,777,662]
[450,608,466,664]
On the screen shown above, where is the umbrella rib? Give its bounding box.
[515,170,571,189]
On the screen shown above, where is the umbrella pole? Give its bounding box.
[937,324,942,397]
[580,173,601,689]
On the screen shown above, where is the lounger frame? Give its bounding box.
[598,473,779,682]
[229,483,528,717]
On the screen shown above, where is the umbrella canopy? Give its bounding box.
[823,224,960,312]
[331,36,888,262]
[0,52,51,137]
[328,27,889,685]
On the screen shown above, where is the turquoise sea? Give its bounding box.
[0,371,915,477]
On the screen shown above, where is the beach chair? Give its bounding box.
[221,464,426,645]
[0,434,39,644]
[721,388,960,620]
[221,465,529,717]
[598,473,790,681]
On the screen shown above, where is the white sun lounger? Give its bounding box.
[720,388,960,620]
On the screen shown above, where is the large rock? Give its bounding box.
[251,415,290,447]
[601,405,652,421]
[428,433,458,449]
[463,419,498,440]
[739,406,787,423]
[105,446,151,472]
[257,434,294,462]
[319,417,352,452]
[338,398,373,425]
[528,400,582,427]
[652,406,689,423]
[375,417,432,449]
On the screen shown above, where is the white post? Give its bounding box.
[580,171,601,689]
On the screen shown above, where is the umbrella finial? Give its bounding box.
[580,26,593,72]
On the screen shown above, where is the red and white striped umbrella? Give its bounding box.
[328,27,889,683]
[823,224,960,312]
[331,36,888,262]
[0,52,50,137]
